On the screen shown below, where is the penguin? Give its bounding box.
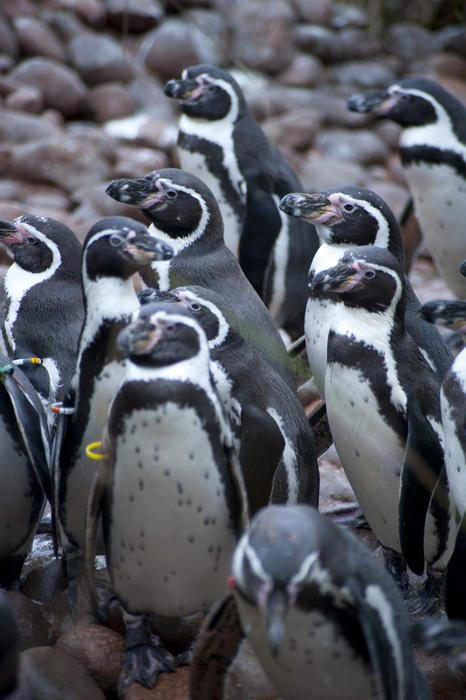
[418,297,466,620]
[348,77,466,299]
[279,186,452,396]
[190,504,432,700]
[105,167,296,390]
[309,245,463,615]
[0,216,84,405]
[163,64,319,337]
[86,304,247,694]
[0,351,51,587]
[138,285,319,512]
[55,217,173,594]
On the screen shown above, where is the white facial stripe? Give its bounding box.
[179,289,229,349]
[289,551,319,585]
[331,193,391,248]
[266,196,290,322]
[3,225,62,352]
[266,407,298,502]
[365,585,404,696]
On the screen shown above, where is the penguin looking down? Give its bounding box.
[106,167,295,390]
[280,186,452,396]
[0,216,84,404]
[87,304,247,694]
[310,245,462,616]
[139,285,319,512]
[348,77,466,299]
[163,64,319,337]
[190,504,432,700]
[55,217,173,596]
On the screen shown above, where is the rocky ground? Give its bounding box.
[1,0,466,698]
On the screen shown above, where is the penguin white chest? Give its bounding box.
[325,363,404,552]
[108,403,237,617]
[235,597,383,700]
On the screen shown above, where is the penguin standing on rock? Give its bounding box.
[106,167,295,390]
[55,217,173,595]
[348,77,466,299]
[310,246,463,617]
[163,64,319,338]
[0,216,84,404]
[190,504,432,700]
[280,186,452,396]
[139,285,319,512]
[87,304,247,694]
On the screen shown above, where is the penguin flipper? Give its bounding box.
[239,405,285,516]
[239,188,281,297]
[1,362,52,503]
[84,456,109,621]
[444,513,466,621]
[190,594,244,700]
[347,577,408,700]
[399,396,443,575]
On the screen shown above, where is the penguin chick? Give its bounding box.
[348,77,466,299]
[163,63,319,337]
[88,304,246,694]
[280,186,452,395]
[106,167,295,390]
[56,217,172,594]
[310,245,462,613]
[190,504,432,700]
[0,216,84,404]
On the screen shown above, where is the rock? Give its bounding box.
[330,59,397,88]
[141,19,218,82]
[0,0,37,21]
[318,444,357,511]
[0,591,20,697]
[55,0,106,27]
[69,33,134,85]
[278,52,325,87]
[105,0,164,32]
[224,639,279,700]
[434,26,466,59]
[314,128,389,165]
[13,16,67,62]
[8,58,88,118]
[0,16,19,59]
[262,108,321,152]
[122,666,190,700]
[331,2,368,29]
[72,180,149,226]
[184,8,230,65]
[299,153,368,191]
[229,0,295,74]
[111,144,169,178]
[56,622,125,693]
[0,108,60,142]
[294,24,379,62]
[420,52,466,81]
[41,9,89,42]
[3,591,49,651]
[19,646,106,700]
[127,76,177,121]
[5,86,43,113]
[88,82,137,122]
[291,0,331,25]
[384,23,434,63]
[415,651,466,699]
[373,120,402,150]
[20,559,67,606]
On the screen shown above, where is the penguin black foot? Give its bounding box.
[406,569,443,617]
[118,614,176,697]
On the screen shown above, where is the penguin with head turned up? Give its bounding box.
[106,167,296,390]
[163,64,319,338]
[0,216,84,405]
[86,304,247,694]
[348,77,466,299]
[55,217,172,602]
[190,504,432,700]
[310,245,465,617]
[280,186,452,396]
[139,285,319,513]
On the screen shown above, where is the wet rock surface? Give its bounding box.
[1,0,466,698]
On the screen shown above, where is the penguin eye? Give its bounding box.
[165,324,176,334]
[109,235,123,247]
[364,269,376,279]
[205,85,217,94]
[190,302,201,312]
[343,204,355,212]
[165,190,177,199]
[26,236,38,245]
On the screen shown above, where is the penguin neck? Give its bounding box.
[83,274,138,322]
[399,97,466,155]
[311,243,354,275]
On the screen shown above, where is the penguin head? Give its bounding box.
[310,245,404,314]
[117,303,208,368]
[164,64,245,121]
[231,505,335,656]
[280,187,403,262]
[82,216,173,282]
[107,168,223,244]
[417,299,466,335]
[0,215,81,276]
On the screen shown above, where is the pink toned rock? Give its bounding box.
[106,0,164,32]
[262,108,321,152]
[5,86,43,113]
[88,82,137,123]
[122,667,190,700]
[69,33,133,85]
[13,16,67,62]
[278,52,325,87]
[3,591,49,651]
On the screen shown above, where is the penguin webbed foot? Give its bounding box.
[118,615,176,696]
[405,569,443,617]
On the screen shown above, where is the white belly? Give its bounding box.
[108,403,237,617]
[304,297,335,397]
[325,364,404,551]
[405,162,466,299]
[235,596,383,700]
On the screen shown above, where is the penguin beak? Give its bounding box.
[106,178,173,211]
[265,588,289,657]
[280,192,336,223]
[310,261,367,294]
[460,260,466,278]
[347,88,393,115]
[117,318,162,358]
[0,221,28,246]
[164,78,203,102]
[123,232,173,263]
[417,301,466,334]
